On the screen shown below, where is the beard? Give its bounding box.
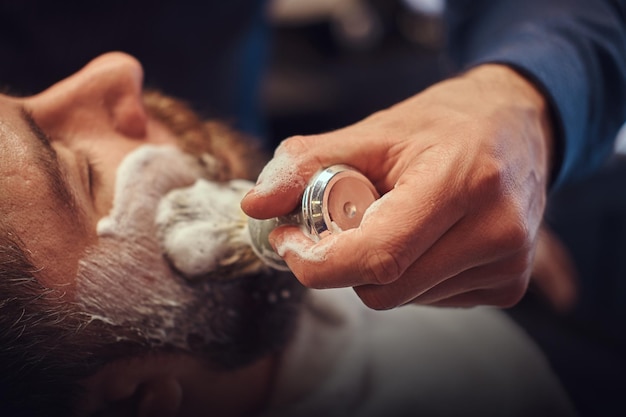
[142,90,266,181]
[72,92,305,368]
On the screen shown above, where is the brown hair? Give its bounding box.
[142,89,268,181]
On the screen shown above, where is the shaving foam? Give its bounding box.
[253,150,307,196]
[76,144,304,353]
[274,232,333,264]
[154,162,380,277]
[78,144,231,350]
[156,178,266,279]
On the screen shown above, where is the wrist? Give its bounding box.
[464,64,555,187]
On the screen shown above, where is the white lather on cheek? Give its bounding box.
[97,145,212,238]
[76,145,222,349]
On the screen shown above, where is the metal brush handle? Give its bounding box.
[248,165,379,271]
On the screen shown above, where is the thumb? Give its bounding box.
[241,134,376,219]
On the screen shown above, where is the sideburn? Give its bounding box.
[142,90,268,181]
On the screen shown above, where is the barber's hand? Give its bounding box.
[241,64,554,309]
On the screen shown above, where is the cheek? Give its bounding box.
[90,145,136,215]
[76,145,200,294]
[74,236,191,336]
[77,237,176,297]
[9,186,94,292]
[30,230,90,292]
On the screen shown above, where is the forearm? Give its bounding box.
[445,0,626,189]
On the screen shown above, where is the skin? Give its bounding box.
[0,52,275,416]
[241,64,555,310]
[0,52,177,291]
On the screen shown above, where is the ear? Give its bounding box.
[136,377,183,417]
[79,359,183,417]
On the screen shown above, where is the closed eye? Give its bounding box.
[22,108,56,156]
[20,106,87,228]
[84,154,102,201]
[23,106,100,207]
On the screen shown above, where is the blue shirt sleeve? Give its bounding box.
[444,0,626,190]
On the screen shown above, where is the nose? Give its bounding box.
[26,52,148,138]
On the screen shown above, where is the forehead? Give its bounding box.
[0,102,33,176]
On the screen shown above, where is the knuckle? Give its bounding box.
[506,251,534,277]
[505,220,531,253]
[489,260,532,307]
[483,160,506,190]
[354,287,400,311]
[289,260,329,289]
[293,267,320,288]
[493,276,529,307]
[471,152,509,196]
[359,245,404,285]
[472,154,538,257]
[277,135,313,156]
[490,209,532,255]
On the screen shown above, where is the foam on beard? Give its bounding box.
[76,144,301,353]
[96,144,216,238]
[155,178,265,280]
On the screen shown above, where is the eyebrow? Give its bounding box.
[20,107,86,228]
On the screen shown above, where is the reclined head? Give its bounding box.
[0,52,305,417]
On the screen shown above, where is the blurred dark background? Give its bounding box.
[0,0,624,415]
[261,0,445,148]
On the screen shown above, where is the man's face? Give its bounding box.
[0,52,292,355]
[0,52,190,290]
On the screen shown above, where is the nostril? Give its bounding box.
[111,94,148,138]
[94,53,147,138]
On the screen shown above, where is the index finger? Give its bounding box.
[241,133,391,220]
[241,141,316,219]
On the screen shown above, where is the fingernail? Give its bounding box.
[243,187,255,199]
[267,230,277,248]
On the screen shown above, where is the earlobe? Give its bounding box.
[78,358,184,417]
[136,377,183,417]
[82,376,183,417]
